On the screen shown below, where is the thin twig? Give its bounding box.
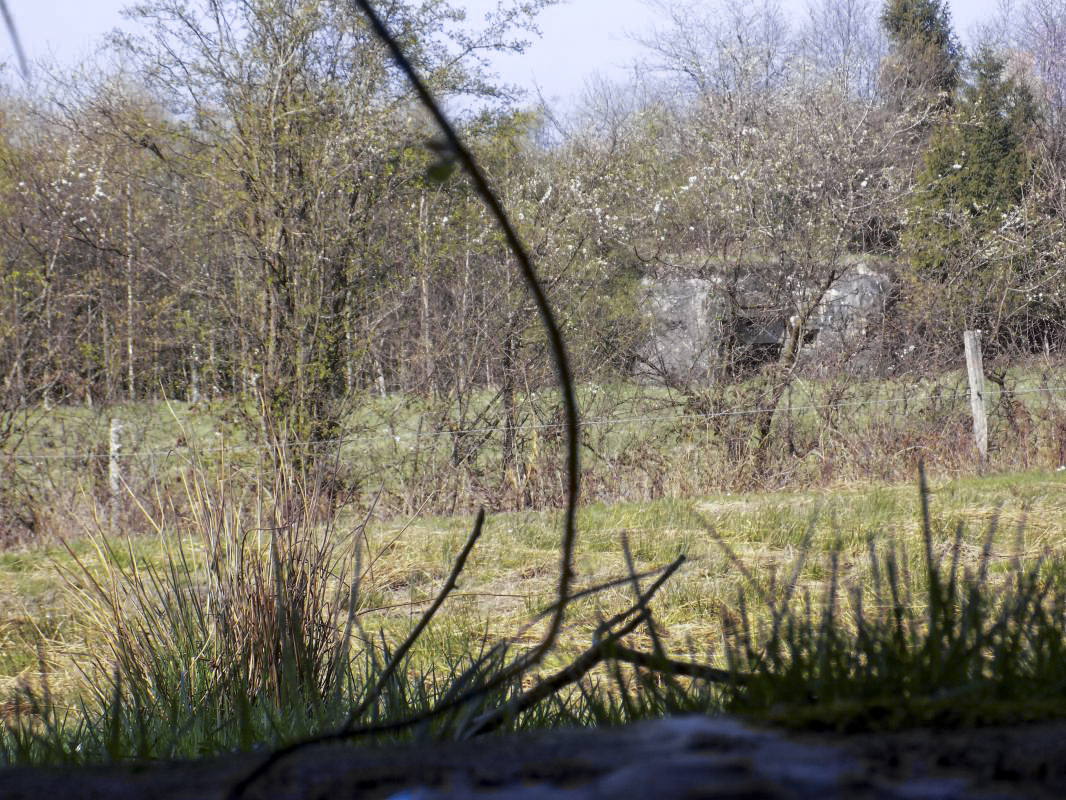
[348,0,580,658]
[0,0,27,77]
[464,571,748,737]
[464,560,691,738]
[345,508,486,726]
[462,610,652,737]
[918,460,934,572]
[512,563,685,630]
[611,646,745,685]
[227,0,582,792]
[621,532,668,661]
[595,555,686,640]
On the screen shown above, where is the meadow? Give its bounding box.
[1,0,1065,781]
[2,414,1065,765]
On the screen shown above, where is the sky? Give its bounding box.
[0,0,1004,108]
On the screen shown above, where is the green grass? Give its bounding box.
[2,464,1065,767]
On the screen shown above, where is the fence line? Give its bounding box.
[5,383,1066,463]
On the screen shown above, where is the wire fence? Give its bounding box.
[6,382,1066,463]
[2,370,1065,536]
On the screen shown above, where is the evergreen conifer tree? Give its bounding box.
[879,0,962,109]
[904,46,1038,277]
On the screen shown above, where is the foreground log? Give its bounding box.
[3,714,1054,799]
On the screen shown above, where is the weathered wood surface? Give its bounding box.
[964,329,988,461]
[3,715,1063,799]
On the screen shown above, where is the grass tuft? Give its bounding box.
[713,471,1066,731]
[3,465,1066,767]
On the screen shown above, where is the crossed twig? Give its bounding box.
[226,2,746,795]
[0,1,27,77]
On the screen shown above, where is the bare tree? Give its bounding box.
[636,0,795,109]
[105,0,554,474]
[797,0,886,99]
[1015,0,1066,141]
[601,0,917,480]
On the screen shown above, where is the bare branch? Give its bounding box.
[0,0,27,77]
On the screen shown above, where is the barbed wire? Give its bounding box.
[7,383,1066,463]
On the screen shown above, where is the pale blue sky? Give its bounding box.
[0,0,1003,106]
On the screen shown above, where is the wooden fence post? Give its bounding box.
[963,330,988,462]
[109,417,123,531]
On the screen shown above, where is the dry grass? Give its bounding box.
[2,465,1064,739]
[333,467,1066,673]
[3,362,1064,543]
